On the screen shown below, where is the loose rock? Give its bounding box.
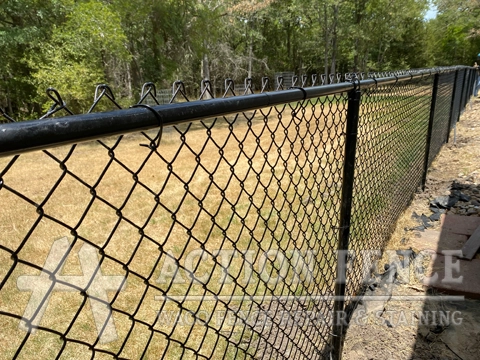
[429,212,442,221]
[430,195,459,209]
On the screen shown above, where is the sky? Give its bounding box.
[425,4,438,20]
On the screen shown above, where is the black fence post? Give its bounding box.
[466,69,472,109]
[464,70,469,110]
[462,70,468,109]
[468,68,474,102]
[471,69,476,101]
[447,70,459,143]
[467,67,475,108]
[463,69,469,109]
[474,68,479,100]
[422,73,439,191]
[457,69,467,123]
[331,79,361,360]
[468,69,474,103]
[473,69,479,99]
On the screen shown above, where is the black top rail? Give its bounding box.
[0,67,468,158]
[0,64,475,360]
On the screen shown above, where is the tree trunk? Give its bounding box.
[353,0,366,72]
[286,23,292,67]
[323,3,329,79]
[363,50,368,72]
[130,57,141,92]
[330,4,338,76]
[126,62,133,99]
[248,39,253,78]
[7,93,12,116]
[354,39,359,72]
[202,53,210,81]
[201,52,212,99]
[6,75,13,115]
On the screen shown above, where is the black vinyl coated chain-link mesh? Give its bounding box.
[428,72,455,167]
[346,74,435,308]
[451,71,466,131]
[0,67,475,360]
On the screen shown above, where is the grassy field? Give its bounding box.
[0,100,347,359]
[0,81,437,359]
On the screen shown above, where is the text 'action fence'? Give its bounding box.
[0,66,476,360]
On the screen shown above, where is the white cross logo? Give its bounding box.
[17,237,126,344]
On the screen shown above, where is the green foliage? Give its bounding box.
[31,1,130,113]
[0,0,469,120]
[428,0,480,65]
[0,0,69,118]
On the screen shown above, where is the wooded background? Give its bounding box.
[1,0,479,118]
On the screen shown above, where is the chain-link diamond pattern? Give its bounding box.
[0,67,474,360]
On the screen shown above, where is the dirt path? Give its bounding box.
[342,97,480,360]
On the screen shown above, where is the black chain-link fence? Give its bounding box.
[0,66,475,360]
[428,71,455,166]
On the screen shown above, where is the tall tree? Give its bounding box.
[31,0,130,113]
[0,0,68,118]
[0,0,442,119]
[427,0,480,65]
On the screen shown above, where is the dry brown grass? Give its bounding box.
[0,101,346,359]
